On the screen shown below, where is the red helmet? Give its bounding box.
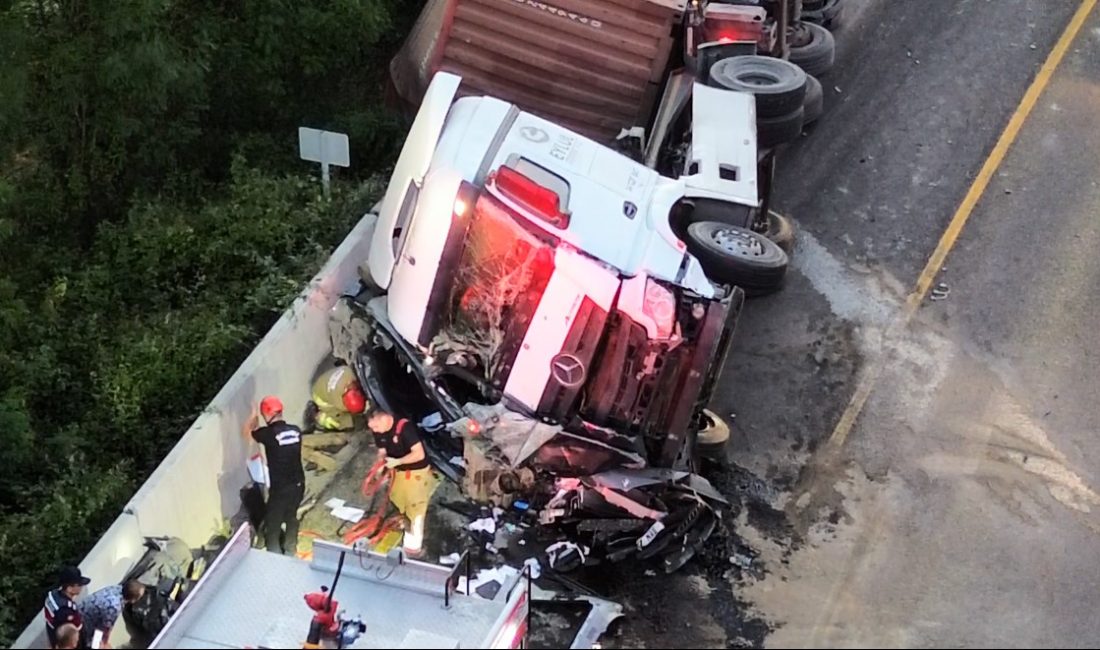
[342,386,367,414]
[260,396,284,421]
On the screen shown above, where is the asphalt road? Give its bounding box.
[603,0,1100,647]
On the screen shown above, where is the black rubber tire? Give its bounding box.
[803,0,844,29]
[789,22,836,77]
[758,106,804,148]
[685,221,788,296]
[709,55,807,118]
[802,73,824,124]
[765,211,796,253]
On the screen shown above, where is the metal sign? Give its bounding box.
[298,127,350,196]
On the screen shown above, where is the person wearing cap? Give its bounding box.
[78,580,145,649]
[43,566,88,648]
[244,396,305,555]
[308,364,368,431]
[366,407,438,557]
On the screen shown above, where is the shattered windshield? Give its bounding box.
[429,194,555,384]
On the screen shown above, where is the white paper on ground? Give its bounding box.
[331,506,366,523]
[324,498,346,510]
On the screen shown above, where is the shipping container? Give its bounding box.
[390,0,686,141]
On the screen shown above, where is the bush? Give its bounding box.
[0,0,420,639]
[0,166,382,644]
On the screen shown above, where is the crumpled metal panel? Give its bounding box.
[391,0,684,140]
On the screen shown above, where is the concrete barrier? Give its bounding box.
[12,213,377,648]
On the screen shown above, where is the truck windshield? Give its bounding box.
[428,193,555,385]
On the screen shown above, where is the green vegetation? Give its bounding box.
[0,0,417,642]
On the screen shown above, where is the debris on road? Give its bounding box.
[930,282,951,301]
[731,553,754,569]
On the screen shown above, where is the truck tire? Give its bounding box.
[685,221,788,296]
[803,73,824,124]
[758,106,804,148]
[709,56,807,117]
[789,22,836,77]
[804,0,844,29]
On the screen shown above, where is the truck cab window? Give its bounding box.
[504,155,571,212]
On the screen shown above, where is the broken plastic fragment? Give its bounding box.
[523,557,542,579]
[730,553,753,568]
[468,517,497,535]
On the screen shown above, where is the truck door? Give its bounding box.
[368,72,462,289]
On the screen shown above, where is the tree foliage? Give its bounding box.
[0,0,417,643]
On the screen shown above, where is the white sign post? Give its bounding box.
[298,127,350,197]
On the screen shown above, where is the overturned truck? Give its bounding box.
[326,0,832,574]
[331,0,814,571]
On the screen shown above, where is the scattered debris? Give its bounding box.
[523,557,543,579]
[439,552,462,566]
[331,506,366,523]
[730,554,754,569]
[930,282,951,301]
[547,541,589,571]
[468,514,498,535]
[324,498,346,510]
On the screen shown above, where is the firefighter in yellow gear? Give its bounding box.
[309,365,367,431]
[366,408,438,557]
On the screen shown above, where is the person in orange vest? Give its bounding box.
[366,407,438,557]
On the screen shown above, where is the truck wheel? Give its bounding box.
[765,211,796,253]
[758,106,804,148]
[789,22,836,77]
[804,0,844,30]
[685,221,788,296]
[803,74,824,124]
[709,55,807,117]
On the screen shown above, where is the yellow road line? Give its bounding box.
[824,0,1097,450]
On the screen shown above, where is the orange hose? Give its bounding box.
[343,460,396,546]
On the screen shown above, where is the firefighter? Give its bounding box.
[367,408,438,557]
[309,364,368,431]
[244,396,305,555]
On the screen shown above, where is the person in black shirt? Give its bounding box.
[244,395,305,555]
[367,408,438,557]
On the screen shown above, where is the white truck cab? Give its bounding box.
[359,71,775,468]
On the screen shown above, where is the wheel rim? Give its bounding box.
[739,71,780,87]
[710,227,767,258]
[788,23,813,47]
